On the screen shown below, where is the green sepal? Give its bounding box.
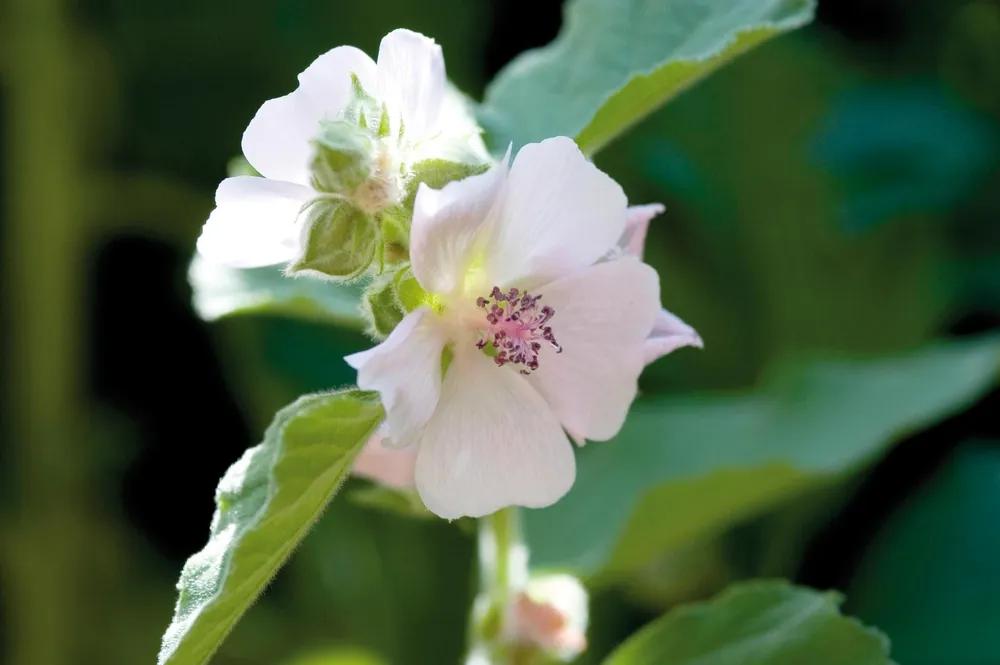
[363,274,406,338]
[402,158,491,209]
[309,120,375,194]
[291,199,377,280]
[343,72,381,128]
[392,265,428,313]
[378,209,411,266]
[377,103,392,138]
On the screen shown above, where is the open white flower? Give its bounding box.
[196,28,487,269]
[345,137,665,519]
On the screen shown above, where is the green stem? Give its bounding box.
[469,507,529,664]
[2,0,85,663]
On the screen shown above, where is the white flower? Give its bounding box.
[345,137,665,519]
[196,28,487,269]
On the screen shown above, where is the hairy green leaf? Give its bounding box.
[158,390,384,665]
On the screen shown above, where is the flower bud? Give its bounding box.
[309,120,376,195]
[290,199,377,279]
[505,574,589,662]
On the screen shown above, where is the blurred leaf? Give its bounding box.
[158,390,384,665]
[290,500,475,665]
[602,580,891,665]
[479,0,815,155]
[617,38,948,391]
[188,255,366,329]
[812,82,999,233]
[282,647,386,665]
[847,440,1000,664]
[526,335,1000,578]
[348,484,434,520]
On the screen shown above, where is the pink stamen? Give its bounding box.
[475,286,562,375]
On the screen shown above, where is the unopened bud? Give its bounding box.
[505,574,589,661]
[290,199,377,279]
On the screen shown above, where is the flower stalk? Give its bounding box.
[469,507,529,665]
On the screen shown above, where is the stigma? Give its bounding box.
[475,286,562,375]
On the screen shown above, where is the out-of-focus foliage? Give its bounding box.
[847,441,1000,664]
[480,0,816,155]
[602,581,891,665]
[4,0,1000,663]
[525,336,1000,577]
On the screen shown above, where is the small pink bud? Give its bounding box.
[505,574,588,661]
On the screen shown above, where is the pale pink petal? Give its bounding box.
[377,29,445,142]
[196,176,311,268]
[414,348,575,519]
[506,575,589,659]
[352,425,417,489]
[409,150,510,296]
[528,258,660,441]
[345,308,446,447]
[242,46,377,185]
[619,203,665,259]
[644,308,703,366]
[485,137,626,288]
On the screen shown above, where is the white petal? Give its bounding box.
[529,258,660,441]
[486,137,627,287]
[411,83,491,165]
[196,176,312,268]
[352,424,417,489]
[644,308,703,366]
[619,203,665,259]
[377,29,446,142]
[409,152,510,296]
[242,46,377,185]
[414,348,575,519]
[344,307,446,447]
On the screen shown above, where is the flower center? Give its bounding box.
[352,139,405,214]
[475,286,562,375]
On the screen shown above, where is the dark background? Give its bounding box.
[3,0,1000,664]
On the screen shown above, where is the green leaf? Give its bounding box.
[157,389,385,665]
[188,255,366,329]
[602,581,891,665]
[282,647,387,665]
[479,0,816,156]
[847,440,1000,663]
[348,484,434,520]
[526,335,1000,577]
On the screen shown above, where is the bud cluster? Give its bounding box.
[281,77,486,337]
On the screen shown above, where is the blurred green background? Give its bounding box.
[3,0,1000,664]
